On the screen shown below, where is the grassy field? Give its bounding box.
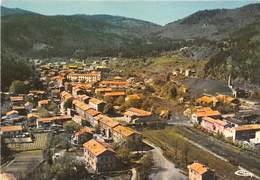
[8,133,48,152]
[109,53,207,77]
[141,127,253,180]
[147,54,207,74]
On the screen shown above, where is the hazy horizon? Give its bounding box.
[2,1,260,25]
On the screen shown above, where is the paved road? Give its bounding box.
[177,126,260,177]
[145,140,187,180]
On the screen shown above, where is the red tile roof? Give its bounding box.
[83,139,114,157]
[0,125,23,132]
[125,108,152,117]
[89,98,105,105]
[235,124,260,132]
[189,162,210,175]
[104,92,126,97]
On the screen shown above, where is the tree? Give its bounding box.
[48,102,59,114]
[124,99,142,109]
[9,80,29,94]
[103,103,114,114]
[1,50,33,91]
[1,136,11,162]
[103,96,113,103]
[29,156,89,180]
[137,152,153,179]
[114,96,125,105]
[117,147,131,164]
[38,107,49,118]
[78,134,92,145]
[161,83,177,99]
[37,107,49,118]
[52,157,89,180]
[63,121,82,133]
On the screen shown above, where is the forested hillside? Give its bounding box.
[2,7,180,58]
[204,22,260,84]
[1,49,33,91]
[158,3,260,40]
[1,4,260,88]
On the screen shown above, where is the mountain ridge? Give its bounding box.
[158,3,260,40]
[1,4,260,88]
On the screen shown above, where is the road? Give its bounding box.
[177,126,260,178]
[145,140,187,180]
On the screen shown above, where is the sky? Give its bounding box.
[2,0,259,25]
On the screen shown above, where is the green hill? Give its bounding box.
[1,7,166,58]
[204,22,260,84]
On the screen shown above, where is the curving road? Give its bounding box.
[145,140,187,180]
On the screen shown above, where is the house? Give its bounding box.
[72,100,91,118]
[60,91,73,102]
[99,81,129,89]
[104,92,126,98]
[89,98,106,112]
[0,125,24,138]
[201,117,228,135]
[10,96,24,106]
[95,88,112,94]
[124,108,156,123]
[29,90,47,99]
[72,127,95,144]
[187,162,216,180]
[27,114,38,127]
[233,88,250,98]
[60,91,73,114]
[172,69,181,76]
[191,107,221,124]
[38,99,50,108]
[73,115,86,126]
[66,72,101,83]
[112,125,142,148]
[37,116,71,128]
[83,139,118,172]
[85,108,101,125]
[72,84,92,98]
[250,131,260,146]
[12,105,27,116]
[5,110,19,119]
[2,110,23,125]
[185,69,191,77]
[96,115,119,139]
[77,95,91,104]
[232,124,260,141]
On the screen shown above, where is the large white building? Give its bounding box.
[66,72,101,83]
